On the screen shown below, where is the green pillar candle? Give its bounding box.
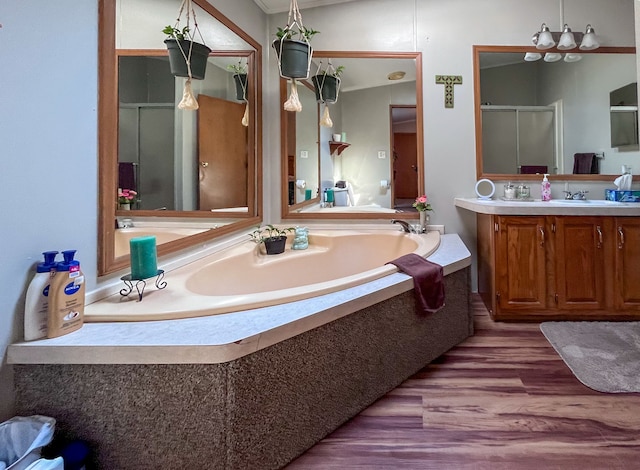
[129,236,157,280]
[326,188,334,203]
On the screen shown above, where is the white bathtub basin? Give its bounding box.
[86,229,440,321]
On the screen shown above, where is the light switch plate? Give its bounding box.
[378,151,386,159]
[300,150,308,159]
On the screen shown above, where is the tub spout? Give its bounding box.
[391,219,417,233]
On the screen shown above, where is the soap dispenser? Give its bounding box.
[541,174,551,201]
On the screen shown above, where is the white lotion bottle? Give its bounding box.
[24,251,59,341]
[541,173,551,201]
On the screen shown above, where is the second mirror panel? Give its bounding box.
[282,52,423,219]
[118,53,252,213]
[475,46,637,180]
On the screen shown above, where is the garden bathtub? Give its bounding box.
[85,228,440,321]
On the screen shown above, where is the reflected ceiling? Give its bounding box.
[253,0,361,14]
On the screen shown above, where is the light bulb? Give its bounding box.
[557,24,577,50]
[579,24,599,50]
[536,23,556,50]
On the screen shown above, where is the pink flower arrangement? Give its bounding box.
[118,188,138,204]
[412,194,433,212]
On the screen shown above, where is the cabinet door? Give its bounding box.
[495,216,547,311]
[554,217,606,310]
[614,218,640,309]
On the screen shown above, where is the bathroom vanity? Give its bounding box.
[456,198,640,321]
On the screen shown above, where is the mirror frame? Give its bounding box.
[280,51,424,220]
[474,45,636,182]
[280,79,322,212]
[98,0,263,276]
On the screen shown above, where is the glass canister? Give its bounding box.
[517,184,530,200]
[503,182,516,199]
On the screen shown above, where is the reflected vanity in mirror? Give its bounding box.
[98,0,262,275]
[474,45,637,181]
[280,51,424,220]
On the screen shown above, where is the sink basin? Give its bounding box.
[549,199,625,205]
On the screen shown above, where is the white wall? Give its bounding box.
[0,1,98,420]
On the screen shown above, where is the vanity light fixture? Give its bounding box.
[532,23,598,51]
[523,50,582,63]
[530,0,599,64]
[532,0,599,53]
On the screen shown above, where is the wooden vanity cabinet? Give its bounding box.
[493,216,547,313]
[615,217,640,310]
[477,214,640,321]
[553,216,609,312]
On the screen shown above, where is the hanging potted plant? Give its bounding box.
[162,0,211,111]
[273,0,319,114]
[312,63,344,104]
[272,25,318,80]
[227,62,248,101]
[249,224,295,255]
[163,24,211,80]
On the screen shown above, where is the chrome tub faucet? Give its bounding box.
[391,219,417,233]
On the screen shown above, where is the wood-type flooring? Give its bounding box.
[284,294,640,470]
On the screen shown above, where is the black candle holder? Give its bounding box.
[120,270,166,301]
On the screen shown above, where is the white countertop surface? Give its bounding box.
[455,197,640,216]
[8,234,471,366]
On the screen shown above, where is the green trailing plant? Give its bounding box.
[163,25,191,41]
[331,65,345,78]
[275,26,320,42]
[226,63,247,74]
[249,224,295,244]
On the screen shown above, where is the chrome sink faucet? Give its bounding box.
[563,190,589,200]
[391,219,418,233]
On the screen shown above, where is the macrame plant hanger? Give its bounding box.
[315,60,338,128]
[173,0,208,110]
[279,0,313,113]
[233,59,250,127]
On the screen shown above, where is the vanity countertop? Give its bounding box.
[8,234,471,366]
[455,197,640,216]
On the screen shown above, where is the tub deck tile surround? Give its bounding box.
[10,234,472,470]
[8,234,469,365]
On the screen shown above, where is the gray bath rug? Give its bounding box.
[540,321,640,393]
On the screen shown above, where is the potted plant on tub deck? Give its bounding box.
[249,225,295,255]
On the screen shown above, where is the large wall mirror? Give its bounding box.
[99,0,262,275]
[280,51,424,220]
[474,45,637,181]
